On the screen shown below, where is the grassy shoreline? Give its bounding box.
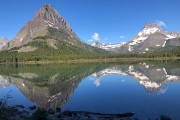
[0,57,179,65]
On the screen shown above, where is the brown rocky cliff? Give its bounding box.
[2,4,75,50]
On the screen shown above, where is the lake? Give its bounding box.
[0,61,180,119]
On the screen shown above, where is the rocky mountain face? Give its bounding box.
[92,23,180,53]
[91,41,127,52]
[165,37,180,47]
[2,4,77,50]
[118,23,180,53]
[0,37,8,49]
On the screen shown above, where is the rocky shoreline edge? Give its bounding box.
[0,105,172,120]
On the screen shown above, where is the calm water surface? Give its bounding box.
[0,62,180,119]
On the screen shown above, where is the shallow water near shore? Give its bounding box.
[0,62,180,119]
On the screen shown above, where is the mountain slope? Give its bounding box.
[0,37,8,49]
[0,4,107,62]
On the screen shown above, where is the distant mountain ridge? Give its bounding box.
[0,37,8,49]
[92,23,180,53]
[91,41,127,52]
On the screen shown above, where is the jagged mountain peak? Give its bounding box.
[138,23,160,36]
[34,4,60,22]
[144,23,160,29]
[34,4,59,19]
[33,4,72,32]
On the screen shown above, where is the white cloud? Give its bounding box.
[120,36,126,39]
[94,78,101,87]
[88,33,101,42]
[156,20,166,27]
[92,33,100,41]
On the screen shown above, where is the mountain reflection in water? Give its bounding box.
[91,62,180,93]
[0,64,108,110]
[0,62,180,119]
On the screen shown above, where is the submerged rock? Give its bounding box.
[48,109,55,114]
[161,115,172,120]
[19,110,30,118]
[56,107,61,112]
[29,106,37,110]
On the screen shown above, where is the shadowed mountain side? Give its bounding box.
[0,64,108,110]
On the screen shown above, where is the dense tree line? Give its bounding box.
[0,47,179,63]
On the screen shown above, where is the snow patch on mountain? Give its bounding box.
[129,36,148,46]
[145,48,149,51]
[165,34,176,40]
[45,20,54,28]
[128,46,133,52]
[138,27,159,36]
[162,41,166,47]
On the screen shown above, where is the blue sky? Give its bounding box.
[0,0,180,44]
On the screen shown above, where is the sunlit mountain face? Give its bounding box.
[0,62,180,119]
